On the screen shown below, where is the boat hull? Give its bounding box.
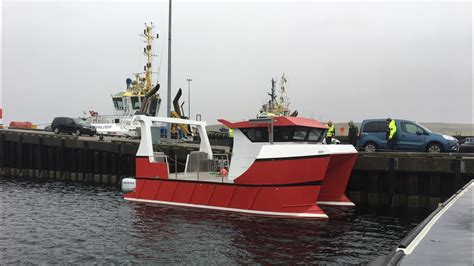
[318,153,357,206]
[124,178,328,219]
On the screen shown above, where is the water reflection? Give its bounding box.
[128,202,418,264]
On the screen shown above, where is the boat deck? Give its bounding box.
[390,180,473,265]
[169,172,233,183]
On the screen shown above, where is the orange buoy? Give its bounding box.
[220,167,228,177]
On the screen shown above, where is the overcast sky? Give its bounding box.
[2,1,472,125]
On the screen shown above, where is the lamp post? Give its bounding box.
[166,0,172,139]
[187,78,192,119]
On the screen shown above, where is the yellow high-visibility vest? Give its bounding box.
[229,128,233,138]
[388,120,397,140]
[326,124,335,137]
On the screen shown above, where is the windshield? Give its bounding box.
[131,96,141,110]
[113,97,124,110]
[241,126,325,143]
[73,118,87,125]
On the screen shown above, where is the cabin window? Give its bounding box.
[113,98,124,110]
[131,96,140,110]
[273,127,292,141]
[240,128,269,142]
[241,126,324,143]
[148,98,158,116]
[293,127,308,141]
[308,128,324,142]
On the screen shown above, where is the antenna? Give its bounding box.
[139,22,159,95]
[268,78,277,111]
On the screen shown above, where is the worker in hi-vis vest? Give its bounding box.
[325,121,335,144]
[386,118,397,150]
[228,128,233,138]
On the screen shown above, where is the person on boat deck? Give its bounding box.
[386,118,397,151]
[325,121,335,144]
[348,121,358,146]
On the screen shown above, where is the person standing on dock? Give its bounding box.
[386,118,397,150]
[348,121,358,146]
[326,121,335,144]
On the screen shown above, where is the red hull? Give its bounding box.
[234,155,329,185]
[130,153,356,218]
[125,179,327,218]
[318,154,357,206]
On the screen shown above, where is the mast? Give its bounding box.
[277,73,288,113]
[142,23,157,94]
[166,0,172,139]
[268,78,277,111]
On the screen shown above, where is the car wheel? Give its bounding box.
[427,143,443,153]
[364,142,377,152]
[75,129,81,136]
[53,127,60,134]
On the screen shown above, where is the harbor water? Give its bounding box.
[0,177,429,264]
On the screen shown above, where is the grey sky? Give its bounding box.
[2,1,472,125]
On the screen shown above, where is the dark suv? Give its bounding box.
[51,117,96,136]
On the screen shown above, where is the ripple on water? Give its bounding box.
[0,177,426,264]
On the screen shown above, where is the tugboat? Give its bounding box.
[87,23,162,137]
[122,112,357,218]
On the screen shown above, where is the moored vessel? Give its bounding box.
[122,114,357,218]
[87,23,162,137]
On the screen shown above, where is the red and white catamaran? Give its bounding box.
[122,115,357,219]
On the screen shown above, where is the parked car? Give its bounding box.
[51,117,96,136]
[459,138,474,153]
[357,119,459,153]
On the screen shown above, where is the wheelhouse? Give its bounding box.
[219,116,328,144]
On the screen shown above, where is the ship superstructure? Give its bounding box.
[260,74,298,117]
[88,23,161,137]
